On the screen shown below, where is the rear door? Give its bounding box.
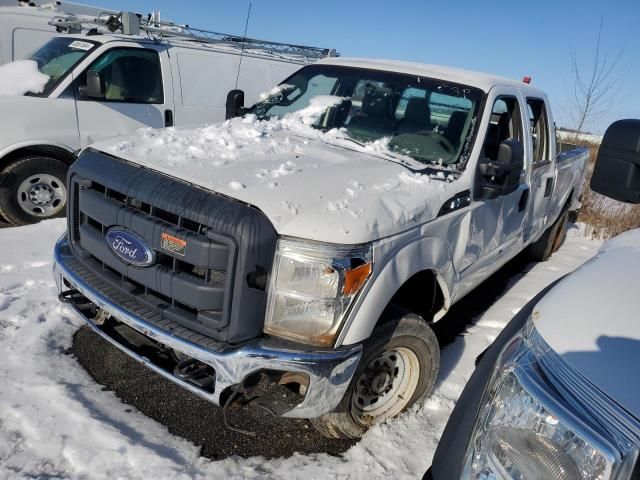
[74,44,174,146]
[525,97,555,241]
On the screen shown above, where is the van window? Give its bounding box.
[25,37,99,97]
[13,28,55,61]
[79,48,163,104]
[526,98,550,166]
[482,96,523,161]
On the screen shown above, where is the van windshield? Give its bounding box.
[249,65,484,167]
[27,37,99,97]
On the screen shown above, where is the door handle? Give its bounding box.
[544,178,554,197]
[164,109,174,127]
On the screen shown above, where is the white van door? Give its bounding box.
[74,45,174,146]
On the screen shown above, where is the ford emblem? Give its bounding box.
[105,227,155,267]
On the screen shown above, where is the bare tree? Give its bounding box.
[564,17,624,136]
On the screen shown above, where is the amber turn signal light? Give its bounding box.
[342,263,372,296]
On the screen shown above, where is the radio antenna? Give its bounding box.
[234,2,252,89]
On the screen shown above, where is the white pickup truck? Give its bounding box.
[426,119,640,479]
[53,58,589,439]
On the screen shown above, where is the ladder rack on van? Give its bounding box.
[49,11,338,62]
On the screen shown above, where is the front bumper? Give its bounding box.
[53,235,362,418]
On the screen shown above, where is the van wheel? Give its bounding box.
[309,307,439,439]
[0,156,68,226]
[528,209,569,262]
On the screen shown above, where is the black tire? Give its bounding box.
[527,209,569,262]
[310,306,440,439]
[0,156,69,226]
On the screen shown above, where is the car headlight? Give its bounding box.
[264,238,372,347]
[461,321,631,480]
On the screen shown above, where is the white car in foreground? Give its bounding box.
[426,119,640,479]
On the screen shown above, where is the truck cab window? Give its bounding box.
[78,48,163,104]
[255,73,338,118]
[483,97,523,161]
[250,65,483,168]
[526,98,550,166]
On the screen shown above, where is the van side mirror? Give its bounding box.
[226,89,246,120]
[479,139,524,198]
[590,119,640,204]
[79,70,104,99]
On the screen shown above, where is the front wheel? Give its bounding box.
[0,156,69,226]
[310,307,440,439]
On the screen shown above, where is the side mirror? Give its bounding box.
[78,70,104,99]
[590,119,640,204]
[225,89,246,120]
[479,139,524,198]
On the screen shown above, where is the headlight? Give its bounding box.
[264,238,372,347]
[462,326,623,480]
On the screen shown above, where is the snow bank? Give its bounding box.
[0,220,601,479]
[0,60,49,97]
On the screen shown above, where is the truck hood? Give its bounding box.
[533,229,640,419]
[91,116,460,244]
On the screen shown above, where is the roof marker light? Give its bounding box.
[523,76,532,84]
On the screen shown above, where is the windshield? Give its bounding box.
[249,65,484,167]
[27,37,99,97]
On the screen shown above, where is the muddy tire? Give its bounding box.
[528,209,569,262]
[310,306,440,439]
[0,156,69,226]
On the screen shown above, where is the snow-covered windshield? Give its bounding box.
[26,37,99,97]
[249,65,484,167]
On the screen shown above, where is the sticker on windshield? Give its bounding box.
[69,40,93,51]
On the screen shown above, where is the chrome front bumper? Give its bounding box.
[53,235,362,418]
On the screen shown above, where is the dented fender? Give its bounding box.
[337,233,455,346]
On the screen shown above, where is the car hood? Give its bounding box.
[91,117,461,244]
[533,228,640,419]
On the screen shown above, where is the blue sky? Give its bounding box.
[97,0,639,133]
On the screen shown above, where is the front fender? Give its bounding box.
[0,139,78,160]
[338,235,455,346]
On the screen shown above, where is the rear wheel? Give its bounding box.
[0,156,69,226]
[310,307,439,439]
[527,209,569,262]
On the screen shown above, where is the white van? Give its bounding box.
[0,1,120,64]
[0,10,333,225]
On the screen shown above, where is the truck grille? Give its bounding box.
[67,149,278,343]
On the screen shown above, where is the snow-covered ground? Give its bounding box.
[0,220,601,479]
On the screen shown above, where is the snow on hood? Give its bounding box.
[0,60,49,97]
[93,98,458,244]
[533,228,640,419]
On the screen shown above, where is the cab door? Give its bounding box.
[525,98,555,241]
[74,44,174,146]
[458,92,529,287]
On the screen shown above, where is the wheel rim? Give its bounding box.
[17,174,67,218]
[351,346,421,426]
